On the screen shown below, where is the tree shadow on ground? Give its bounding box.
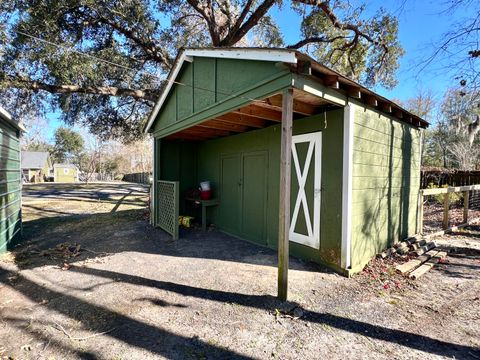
[1,264,478,359]
[16,208,327,273]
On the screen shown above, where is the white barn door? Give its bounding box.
[289,132,322,249]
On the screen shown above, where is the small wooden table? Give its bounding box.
[185,198,220,231]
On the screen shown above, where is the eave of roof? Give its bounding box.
[144,47,428,133]
[0,106,27,132]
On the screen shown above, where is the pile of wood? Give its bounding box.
[395,250,448,279]
[377,236,448,280]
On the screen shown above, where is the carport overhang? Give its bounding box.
[144,48,428,141]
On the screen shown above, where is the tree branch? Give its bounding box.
[186,0,221,45]
[287,35,346,49]
[5,75,157,102]
[94,15,172,68]
[293,0,389,53]
[219,0,276,46]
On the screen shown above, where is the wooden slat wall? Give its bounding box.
[0,118,22,253]
[421,170,480,188]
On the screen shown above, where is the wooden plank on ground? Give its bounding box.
[396,250,439,275]
[409,251,447,280]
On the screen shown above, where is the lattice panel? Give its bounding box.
[157,180,179,239]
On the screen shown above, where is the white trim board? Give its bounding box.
[144,48,298,134]
[341,104,354,269]
[289,131,322,249]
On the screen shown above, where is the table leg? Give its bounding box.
[202,205,207,231]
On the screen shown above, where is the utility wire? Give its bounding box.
[5,29,265,104]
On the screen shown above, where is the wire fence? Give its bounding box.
[420,185,480,234]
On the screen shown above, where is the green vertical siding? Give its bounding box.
[350,104,421,272]
[152,57,292,137]
[158,110,345,270]
[0,119,22,254]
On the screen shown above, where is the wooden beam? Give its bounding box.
[166,133,206,141]
[234,104,282,122]
[364,94,378,107]
[443,193,450,230]
[379,101,392,113]
[197,119,248,133]
[347,86,361,99]
[392,107,403,119]
[463,191,469,223]
[182,127,230,137]
[215,113,267,128]
[278,88,293,302]
[297,60,312,75]
[323,75,339,89]
[263,94,317,116]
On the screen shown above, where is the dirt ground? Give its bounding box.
[0,182,479,359]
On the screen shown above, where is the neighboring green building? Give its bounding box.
[53,164,79,183]
[145,48,428,275]
[0,106,25,254]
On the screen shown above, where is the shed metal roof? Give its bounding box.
[145,47,429,134]
[21,151,50,169]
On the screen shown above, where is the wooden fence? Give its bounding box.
[122,172,151,184]
[417,184,480,234]
[421,169,480,188]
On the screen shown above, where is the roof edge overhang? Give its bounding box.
[144,47,429,134]
[143,48,298,133]
[0,106,26,132]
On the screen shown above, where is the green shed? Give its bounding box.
[145,48,428,276]
[0,106,24,254]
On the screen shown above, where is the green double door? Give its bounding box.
[219,151,268,245]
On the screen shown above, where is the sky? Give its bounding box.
[272,0,470,103]
[45,0,470,138]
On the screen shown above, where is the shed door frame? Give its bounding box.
[289,131,322,249]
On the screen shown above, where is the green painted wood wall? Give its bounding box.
[0,119,22,254]
[151,57,292,137]
[160,109,345,270]
[350,103,421,272]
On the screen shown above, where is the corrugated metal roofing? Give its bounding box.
[21,151,50,169]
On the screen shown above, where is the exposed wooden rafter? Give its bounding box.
[260,94,318,116]
[197,119,248,133]
[322,75,339,89]
[233,104,282,122]
[215,113,267,128]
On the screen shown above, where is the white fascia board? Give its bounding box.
[144,48,298,134]
[184,48,298,64]
[341,103,354,270]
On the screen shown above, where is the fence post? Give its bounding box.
[463,190,469,224]
[443,192,450,229]
[417,190,424,234]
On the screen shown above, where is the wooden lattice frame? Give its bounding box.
[156,180,179,239]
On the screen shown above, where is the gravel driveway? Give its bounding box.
[0,182,478,359]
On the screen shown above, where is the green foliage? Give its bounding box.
[53,127,84,163]
[426,183,463,204]
[298,4,403,89]
[0,0,404,141]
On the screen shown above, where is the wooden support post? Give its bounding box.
[443,193,450,230]
[417,191,424,234]
[463,190,469,223]
[278,88,293,302]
